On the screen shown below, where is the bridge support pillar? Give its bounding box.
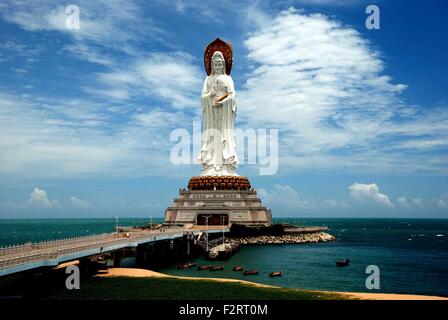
[79,259,89,276]
[113,251,121,267]
[136,245,146,265]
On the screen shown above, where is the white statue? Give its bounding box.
[198,51,238,176]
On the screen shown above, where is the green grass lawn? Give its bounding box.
[48,276,350,300]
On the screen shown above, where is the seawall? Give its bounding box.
[229,231,335,245]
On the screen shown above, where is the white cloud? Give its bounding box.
[69,196,91,209]
[0,4,447,183]
[412,198,423,207]
[258,184,348,212]
[0,0,167,68]
[0,1,151,45]
[160,0,226,24]
[175,1,186,13]
[134,108,189,128]
[324,199,348,208]
[238,8,448,174]
[26,188,58,208]
[94,52,202,108]
[397,197,410,208]
[395,139,448,150]
[397,196,424,208]
[437,194,448,209]
[11,67,27,74]
[349,183,393,207]
[0,90,194,180]
[64,43,114,66]
[0,92,121,177]
[82,87,130,100]
[258,184,311,210]
[289,0,358,4]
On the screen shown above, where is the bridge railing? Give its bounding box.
[0,233,114,256]
[0,252,59,268]
[0,236,130,269]
[0,227,188,257]
[0,227,187,269]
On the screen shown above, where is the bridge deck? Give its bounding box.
[0,226,229,277]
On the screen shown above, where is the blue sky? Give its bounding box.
[0,0,447,218]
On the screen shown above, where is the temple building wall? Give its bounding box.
[164,189,272,227]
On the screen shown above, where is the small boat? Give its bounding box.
[210,265,224,271]
[336,259,350,267]
[243,270,259,276]
[197,265,212,271]
[177,262,197,269]
[269,271,282,277]
[232,265,243,272]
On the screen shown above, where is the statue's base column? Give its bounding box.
[164,176,272,227]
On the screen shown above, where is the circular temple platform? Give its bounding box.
[188,176,251,190]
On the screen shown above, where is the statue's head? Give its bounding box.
[211,51,225,75]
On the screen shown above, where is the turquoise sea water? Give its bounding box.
[0,218,447,296]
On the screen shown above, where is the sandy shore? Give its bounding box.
[336,291,448,300]
[98,268,448,300]
[98,267,277,289]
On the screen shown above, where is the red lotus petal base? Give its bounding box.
[188,176,251,191]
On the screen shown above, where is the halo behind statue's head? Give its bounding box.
[204,38,233,75]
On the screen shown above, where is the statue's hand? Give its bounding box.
[213,99,223,107]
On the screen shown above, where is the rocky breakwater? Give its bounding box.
[230,232,335,245]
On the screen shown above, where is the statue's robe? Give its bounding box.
[198,74,238,176]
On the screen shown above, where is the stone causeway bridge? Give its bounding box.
[0,226,228,277]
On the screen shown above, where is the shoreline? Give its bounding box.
[99,268,448,300]
[97,268,277,288]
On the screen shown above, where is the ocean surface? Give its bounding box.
[0,218,447,296]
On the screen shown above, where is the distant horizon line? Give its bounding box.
[0,216,447,220]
